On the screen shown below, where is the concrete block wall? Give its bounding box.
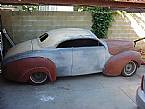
[108,14,137,40]
[1,11,145,50]
[108,14,145,50]
[0,11,92,44]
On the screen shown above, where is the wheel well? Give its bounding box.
[122,60,138,71]
[26,67,52,81]
[32,71,52,80]
[30,72,50,79]
[131,60,139,67]
[29,72,49,84]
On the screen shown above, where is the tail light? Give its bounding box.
[141,75,144,90]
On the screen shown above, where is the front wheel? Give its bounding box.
[122,61,137,77]
[30,72,48,84]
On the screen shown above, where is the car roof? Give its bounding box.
[39,28,98,47]
[47,28,94,37]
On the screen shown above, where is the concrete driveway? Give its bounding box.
[0,66,145,109]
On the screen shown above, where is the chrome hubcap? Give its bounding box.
[124,61,136,76]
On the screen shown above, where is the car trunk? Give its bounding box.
[4,40,33,59]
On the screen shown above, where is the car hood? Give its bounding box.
[4,40,33,59]
[105,39,134,55]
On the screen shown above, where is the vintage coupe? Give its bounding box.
[2,28,142,84]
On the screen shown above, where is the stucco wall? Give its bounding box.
[1,11,92,44]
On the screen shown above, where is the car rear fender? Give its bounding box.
[21,57,57,82]
[103,50,141,76]
[21,67,53,82]
[3,57,56,82]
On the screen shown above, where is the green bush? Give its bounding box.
[78,7,113,39]
[22,5,38,12]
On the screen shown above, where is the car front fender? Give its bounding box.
[103,50,141,76]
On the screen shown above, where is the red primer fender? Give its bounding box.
[3,57,56,82]
[103,50,141,76]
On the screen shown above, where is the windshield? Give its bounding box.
[39,33,49,42]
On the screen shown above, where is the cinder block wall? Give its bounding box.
[108,14,145,50]
[1,11,92,44]
[1,11,145,50]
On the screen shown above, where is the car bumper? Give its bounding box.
[136,87,145,109]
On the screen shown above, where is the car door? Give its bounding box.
[44,48,73,77]
[31,32,74,77]
[71,39,106,76]
[50,48,73,77]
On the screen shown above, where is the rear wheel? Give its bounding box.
[122,61,137,77]
[30,72,47,84]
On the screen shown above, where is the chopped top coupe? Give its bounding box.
[2,28,142,84]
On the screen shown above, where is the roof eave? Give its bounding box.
[0,0,145,8]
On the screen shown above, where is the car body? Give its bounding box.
[2,28,142,84]
[136,75,145,109]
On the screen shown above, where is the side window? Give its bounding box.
[56,38,103,48]
[39,33,49,42]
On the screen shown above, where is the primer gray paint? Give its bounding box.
[3,28,111,77]
[3,46,111,77]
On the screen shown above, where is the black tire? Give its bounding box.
[122,61,137,77]
[30,72,48,84]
